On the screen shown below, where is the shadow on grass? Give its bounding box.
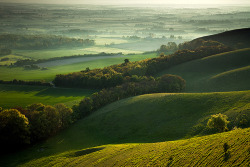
[34,88,97,97]
[69,147,105,157]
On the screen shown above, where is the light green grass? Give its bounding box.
[0,84,97,109]
[0,53,157,81]
[157,48,250,92]
[13,48,98,60]
[19,128,250,167]
[0,54,26,65]
[2,91,249,166]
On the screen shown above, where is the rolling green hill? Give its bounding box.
[19,127,250,167]
[157,48,250,92]
[198,28,250,49]
[2,91,249,166]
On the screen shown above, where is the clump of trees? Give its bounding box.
[54,41,231,89]
[0,79,52,87]
[0,34,95,50]
[73,74,185,119]
[207,113,229,132]
[0,103,73,153]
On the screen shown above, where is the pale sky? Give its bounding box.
[0,0,250,4]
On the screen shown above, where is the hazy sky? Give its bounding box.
[1,0,250,4]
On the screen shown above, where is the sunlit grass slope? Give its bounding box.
[20,128,250,167]
[3,91,249,166]
[0,84,96,108]
[0,53,156,81]
[157,48,250,92]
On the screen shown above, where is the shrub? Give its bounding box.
[0,109,30,147]
[207,113,229,132]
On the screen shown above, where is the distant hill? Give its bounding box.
[157,48,250,92]
[198,28,250,49]
[19,127,250,167]
[2,91,249,166]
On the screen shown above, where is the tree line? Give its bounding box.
[0,79,52,87]
[13,52,122,67]
[0,34,95,50]
[0,103,73,153]
[0,74,185,153]
[54,40,231,89]
[73,74,186,119]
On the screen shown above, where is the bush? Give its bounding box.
[207,113,229,132]
[0,109,30,148]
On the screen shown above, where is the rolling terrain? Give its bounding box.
[0,53,156,81]
[2,90,249,166]
[19,127,250,167]
[157,48,250,92]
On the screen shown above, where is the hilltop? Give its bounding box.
[198,28,250,49]
[157,48,250,92]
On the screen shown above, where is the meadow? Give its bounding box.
[0,84,96,109]
[0,53,157,81]
[2,90,249,166]
[19,127,250,167]
[157,48,250,92]
[0,3,250,167]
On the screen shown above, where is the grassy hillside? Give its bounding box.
[2,91,249,166]
[0,53,156,81]
[198,28,250,49]
[20,127,250,167]
[157,48,250,92]
[0,84,96,108]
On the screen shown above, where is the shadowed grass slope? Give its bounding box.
[2,91,249,166]
[157,48,250,92]
[20,128,250,167]
[0,84,97,108]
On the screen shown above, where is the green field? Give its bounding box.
[2,91,249,166]
[0,84,97,109]
[19,128,250,167]
[157,48,250,92]
[0,53,157,81]
[13,46,142,60]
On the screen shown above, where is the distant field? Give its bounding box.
[2,91,249,166]
[0,53,157,81]
[0,84,96,109]
[157,48,250,92]
[12,47,141,61]
[19,128,250,167]
[0,54,26,66]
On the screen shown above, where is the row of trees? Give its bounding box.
[0,34,95,50]
[0,79,52,87]
[54,40,231,89]
[73,74,186,119]
[13,52,121,67]
[0,103,73,153]
[0,74,185,153]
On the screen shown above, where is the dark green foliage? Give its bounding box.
[24,64,40,70]
[0,109,30,151]
[158,74,186,92]
[0,79,52,87]
[0,34,95,50]
[74,74,185,119]
[207,113,230,132]
[223,143,230,153]
[0,103,74,152]
[54,43,230,89]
